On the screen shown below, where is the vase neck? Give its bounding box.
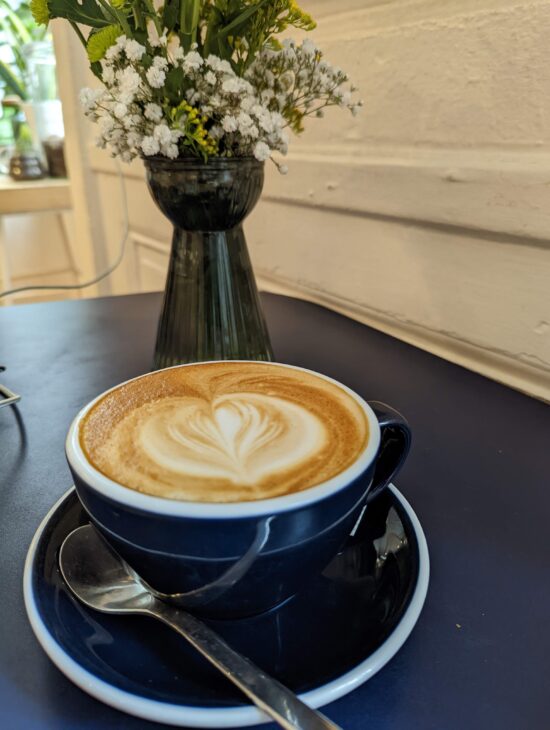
[153,225,273,369]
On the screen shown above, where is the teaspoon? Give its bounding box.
[59,524,343,730]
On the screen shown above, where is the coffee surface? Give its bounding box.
[80,362,369,502]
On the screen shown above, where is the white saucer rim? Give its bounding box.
[23,484,430,728]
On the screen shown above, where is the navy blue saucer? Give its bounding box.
[24,486,429,727]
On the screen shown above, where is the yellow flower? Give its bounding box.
[87,25,122,63]
[30,0,49,26]
[288,1,316,31]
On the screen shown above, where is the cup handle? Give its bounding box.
[366,401,412,503]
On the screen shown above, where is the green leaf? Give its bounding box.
[0,60,26,100]
[0,0,32,44]
[141,52,153,69]
[46,0,113,28]
[162,0,179,32]
[217,0,270,38]
[203,6,224,56]
[164,66,185,105]
[90,60,102,79]
[216,35,232,61]
[180,0,200,33]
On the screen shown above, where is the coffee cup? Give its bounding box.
[66,361,411,619]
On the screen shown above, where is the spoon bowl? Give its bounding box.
[60,525,155,612]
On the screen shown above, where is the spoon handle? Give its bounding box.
[150,601,343,730]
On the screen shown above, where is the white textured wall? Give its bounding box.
[246,0,550,401]
[55,0,550,401]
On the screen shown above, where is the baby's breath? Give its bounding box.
[78,19,361,171]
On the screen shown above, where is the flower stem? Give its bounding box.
[70,21,87,49]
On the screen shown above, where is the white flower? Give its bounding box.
[101,64,115,85]
[222,77,247,94]
[260,88,274,104]
[253,141,271,162]
[117,67,141,94]
[167,34,184,63]
[113,103,127,119]
[147,19,161,47]
[153,124,172,145]
[301,39,317,56]
[163,143,179,159]
[105,44,121,61]
[206,55,231,74]
[144,103,163,122]
[279,71,295,91]
[237,112,253,131]
[141,136,160,156]
[187,90,201,106]
[79,87,104,112]
[183,51,203,72]
[98,116,115,134]
[146,66,166,89]
[205,71,217,86]
[339,91,352,107]
[124,39,146,62]
[152,55,168,70]
[240,95,255,113]
[222,115,238,133]
[209,124,223,139]
[279,164,289,175]
[127,132,142,149]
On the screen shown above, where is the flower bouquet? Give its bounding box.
[31,0,361,366]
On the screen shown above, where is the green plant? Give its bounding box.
[0,1,47,100]
[31,0,315,77]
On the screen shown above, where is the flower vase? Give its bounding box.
[143,156,274,370]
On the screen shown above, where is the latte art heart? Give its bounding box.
[140,394,326,485]
[80,362,369,502]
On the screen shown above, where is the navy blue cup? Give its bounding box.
[66,363,411,619]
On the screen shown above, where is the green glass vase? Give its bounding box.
[143,156,274,370]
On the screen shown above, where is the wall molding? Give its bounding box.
[263,145,550,244]
[257,272,550,404]
[89,145,550,244]
[308,0,550,42]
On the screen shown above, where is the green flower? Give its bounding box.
[87,25,122,62]
[30,0,50,26]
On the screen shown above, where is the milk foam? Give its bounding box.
[80,362,369,502]
[140,394,326,485]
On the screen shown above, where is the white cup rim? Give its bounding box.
[66,361,382,519]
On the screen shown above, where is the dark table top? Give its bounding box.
[1,292,549,730]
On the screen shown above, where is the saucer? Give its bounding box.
[24,485,429,728]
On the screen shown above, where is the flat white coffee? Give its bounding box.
[80,362,369,503]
